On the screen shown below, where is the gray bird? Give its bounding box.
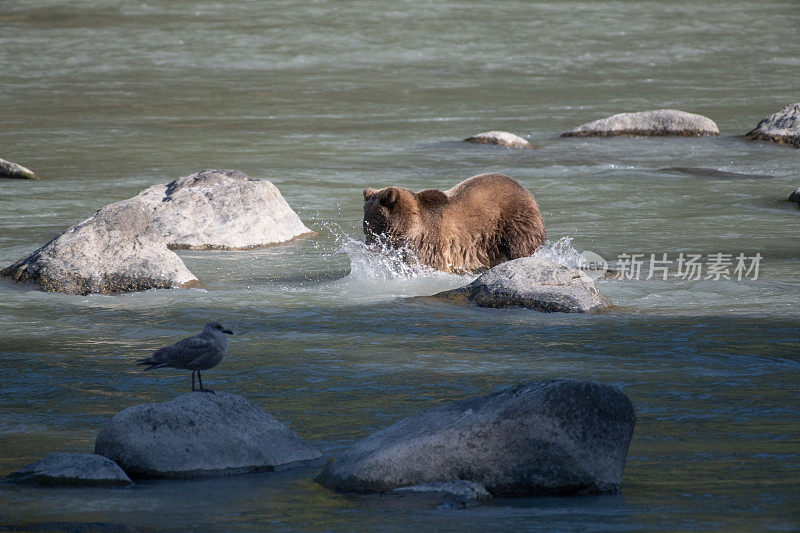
[137,322,233,393]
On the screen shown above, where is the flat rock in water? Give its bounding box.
[0,157,37,179]
[5,453,132,486]
[134,169,313,249]
[463,131,532,148]
[561,109,719,137]
[94,392,323,479]
[745,103,800,149]
[0,199,199,295]
[433,257,611,313]
[316,379,636,497]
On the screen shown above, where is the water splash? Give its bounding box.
[532,236,584,268]
[342,236,433,280]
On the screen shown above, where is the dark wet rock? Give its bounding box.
[463,131,532,149]
[133,169,314,250]
[433,257,611,313]
[745,103,800,149]
[561,109,719,137]
[316,379,636,497]
[657,167,774,180]
[0,157,36,179]
[789,187,800,208]
[0,199,199,295]
[94,392,323,479]
[5,453,132,487]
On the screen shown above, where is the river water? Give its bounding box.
[1,1,799,530]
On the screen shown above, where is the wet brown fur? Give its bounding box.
[362,173,546,273]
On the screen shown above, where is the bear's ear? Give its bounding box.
[363,187,376,200]
[380,188,398,207]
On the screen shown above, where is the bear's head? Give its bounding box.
[362,186,423,248]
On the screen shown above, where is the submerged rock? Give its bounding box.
[393,480,490,502]
[745,103,800,149]
[0,199,199,295]
[316,379,636,497]
[94,392,323,479]
[134,169,314,250]
[0,157,36,179]
[463,131,532,149]
[433,257,611,313]
[561,109,719,137]
[5,453,132,486]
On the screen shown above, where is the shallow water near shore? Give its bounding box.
[1,0,800,531]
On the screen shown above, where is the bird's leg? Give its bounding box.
[197,371,215,394]
[191,371,196,392]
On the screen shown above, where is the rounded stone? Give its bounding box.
[316,379,636,497]
[94,392,323,479]
[434,256,611,313]
[463,131,532,148]
[5,453,132,487]
[134,169,314,250]
[561,109,719,137]
[0,157,36,180]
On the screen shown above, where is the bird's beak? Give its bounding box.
[223,329,233,335]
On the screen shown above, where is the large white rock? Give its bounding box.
[561,109,719,137]
[463,131,532,148]
[746,103,800,149]
[316,380,636,496]
[94,392,323,479]
[5,453,132,486]
[134,169,313,250]
[434,257,611,313]
[1,199,199,295]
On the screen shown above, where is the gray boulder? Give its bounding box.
[133,169,313,250]
[561,109,719,137]
[316,380,636,497]
[0,157,36,179]
[746,103,800,149]
[5,453,132,486]
[94,392,323,479]
[463,131,532,149]
[0,199,200,295]
[433,257,611,313]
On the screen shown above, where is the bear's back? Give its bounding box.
[444,173,538,216]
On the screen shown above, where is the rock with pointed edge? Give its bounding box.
[746,103,800,149]
[0,199,199,295]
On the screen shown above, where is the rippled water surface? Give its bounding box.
[1,1,799,530]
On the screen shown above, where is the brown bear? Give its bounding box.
[362,172,546,273]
